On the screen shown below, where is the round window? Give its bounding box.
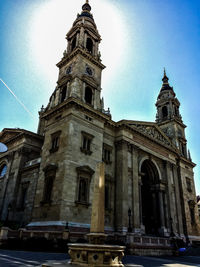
[0,164,7,177]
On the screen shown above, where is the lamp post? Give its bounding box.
[128,208,132,232]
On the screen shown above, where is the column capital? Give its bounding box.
[115,139,130,151]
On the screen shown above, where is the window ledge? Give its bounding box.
[75,200,90,207]
[80,148,92,155]
[49,147,59,153]
[40,200,52,206]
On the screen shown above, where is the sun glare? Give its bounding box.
[29,0,128,91]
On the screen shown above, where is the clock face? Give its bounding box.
[86,66,93,76]
[66,66,72,74]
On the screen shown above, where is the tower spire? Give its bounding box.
[162,67,169,84]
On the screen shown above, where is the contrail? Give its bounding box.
[0,78,35,119]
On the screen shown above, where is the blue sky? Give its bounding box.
[0,0,200,194]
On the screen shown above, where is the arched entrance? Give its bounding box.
[141,160,163,236]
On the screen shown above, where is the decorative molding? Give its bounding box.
[56,48,105,69]
[76,165,94,176]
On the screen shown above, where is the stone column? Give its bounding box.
[163,192,169,230]
[165,161,175,235]
[115,140,129,233]
[95,42,99,57]
[132,147,140,233]
[84,32,87,48]
[76,32,80,46]
[138,176,145,234]
[173,163,184,236]
[159,191,165,228]
[79,27,84,47]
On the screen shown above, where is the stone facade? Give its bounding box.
[0,1,199,247]
[0,129,43,226]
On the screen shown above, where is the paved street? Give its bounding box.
[0,250,68,266]
[0,250,200,267]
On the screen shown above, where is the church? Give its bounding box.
[0,1,199,251]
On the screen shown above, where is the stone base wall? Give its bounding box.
[129,247,173,256]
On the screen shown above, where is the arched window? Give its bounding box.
[71,37,76,51]
[86,38,93,53]
[162,106,168,118]
[60,86,67,102]
[42,164,57,203]
[0,164,7,178]
[76,166,94,205]
[43,176,54,203]
[85,87,93,105]
[78,178,87,203]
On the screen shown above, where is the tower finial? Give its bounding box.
[82,0,91,13]
[162,67,169,84]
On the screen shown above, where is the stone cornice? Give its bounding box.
[41,99,193,164]
[21,163,40,173]
[158,118,186,129]
[41,97,112,123]
[179,156,196,168]
[56,48,105,69]
[67,23,100,41]
[1,130,43,146]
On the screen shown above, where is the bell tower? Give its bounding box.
[156,70,188,158]
[46,0,105,112]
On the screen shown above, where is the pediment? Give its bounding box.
[0,129,23,144]
[124,121,173,147]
